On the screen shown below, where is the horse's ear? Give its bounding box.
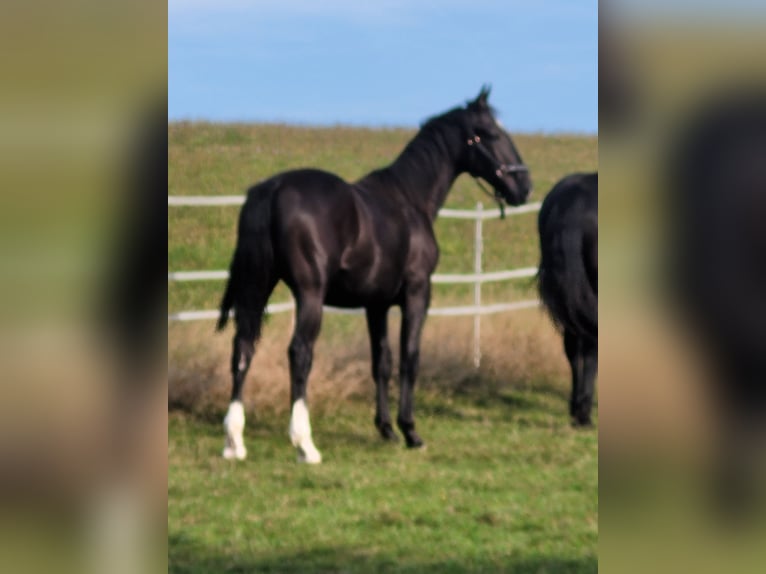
[475,84,492,106]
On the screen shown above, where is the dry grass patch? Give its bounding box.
[169,307,570,419]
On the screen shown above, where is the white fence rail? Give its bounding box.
[168,194,542,218]
[169,195,542,367]
[168,300,541,324]
[167,267,539,284]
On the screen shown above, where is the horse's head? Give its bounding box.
[461,85,532,206]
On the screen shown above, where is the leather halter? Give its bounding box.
[467,134,529,177]
[467,134,529,219]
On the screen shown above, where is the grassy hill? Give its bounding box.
[169,123,596,314]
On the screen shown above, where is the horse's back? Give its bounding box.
[538,173,598,339]
[241,168,352,226]
[538,173,597,231]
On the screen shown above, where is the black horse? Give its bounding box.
[667,91,766,512]
[217,87,532,462]
[537,173,598,426]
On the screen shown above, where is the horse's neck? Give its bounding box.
[363,126,461,221]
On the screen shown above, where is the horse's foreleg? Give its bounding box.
[288,294,324,463]
[397,284,430,448]
[366,306,397,441]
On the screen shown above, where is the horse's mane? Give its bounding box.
[420,100,498,128]
[355,105,472,207]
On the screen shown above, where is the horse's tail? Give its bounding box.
[216,178,279,333]
[537,192,597,339]
[216,275,236,331]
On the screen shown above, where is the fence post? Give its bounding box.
[473,202,483,368]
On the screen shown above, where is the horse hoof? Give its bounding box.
[223,445,247,460]
[571,417,593,429]
[405,434,425,449]
[378,424,400,442]
[296,446,322,464]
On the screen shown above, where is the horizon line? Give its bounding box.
[167,118,598,136]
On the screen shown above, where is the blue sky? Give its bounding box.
[169,1,598,133]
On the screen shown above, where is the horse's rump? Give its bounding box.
[537,173,598,340]
[217,177,281,332]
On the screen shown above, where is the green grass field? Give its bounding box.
[169,388,597,574]
[169,123,598,573]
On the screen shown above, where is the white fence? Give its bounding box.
[169,196,542,367]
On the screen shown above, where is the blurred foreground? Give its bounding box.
[0,1,166,572]
[600,2,766,571]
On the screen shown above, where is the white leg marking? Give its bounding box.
[289,398,322,464]
[222,400,247,460]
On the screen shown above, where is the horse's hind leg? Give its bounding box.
[564,330,596,427]
[564,330,580,424]
[223,289,274,459]
[366,306,398,441]
[578,337,598,426]
[223,330,254,460]
[288,293,324,463]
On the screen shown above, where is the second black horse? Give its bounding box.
[537,173,598,426]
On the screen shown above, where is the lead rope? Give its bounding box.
[472,176,505,219]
